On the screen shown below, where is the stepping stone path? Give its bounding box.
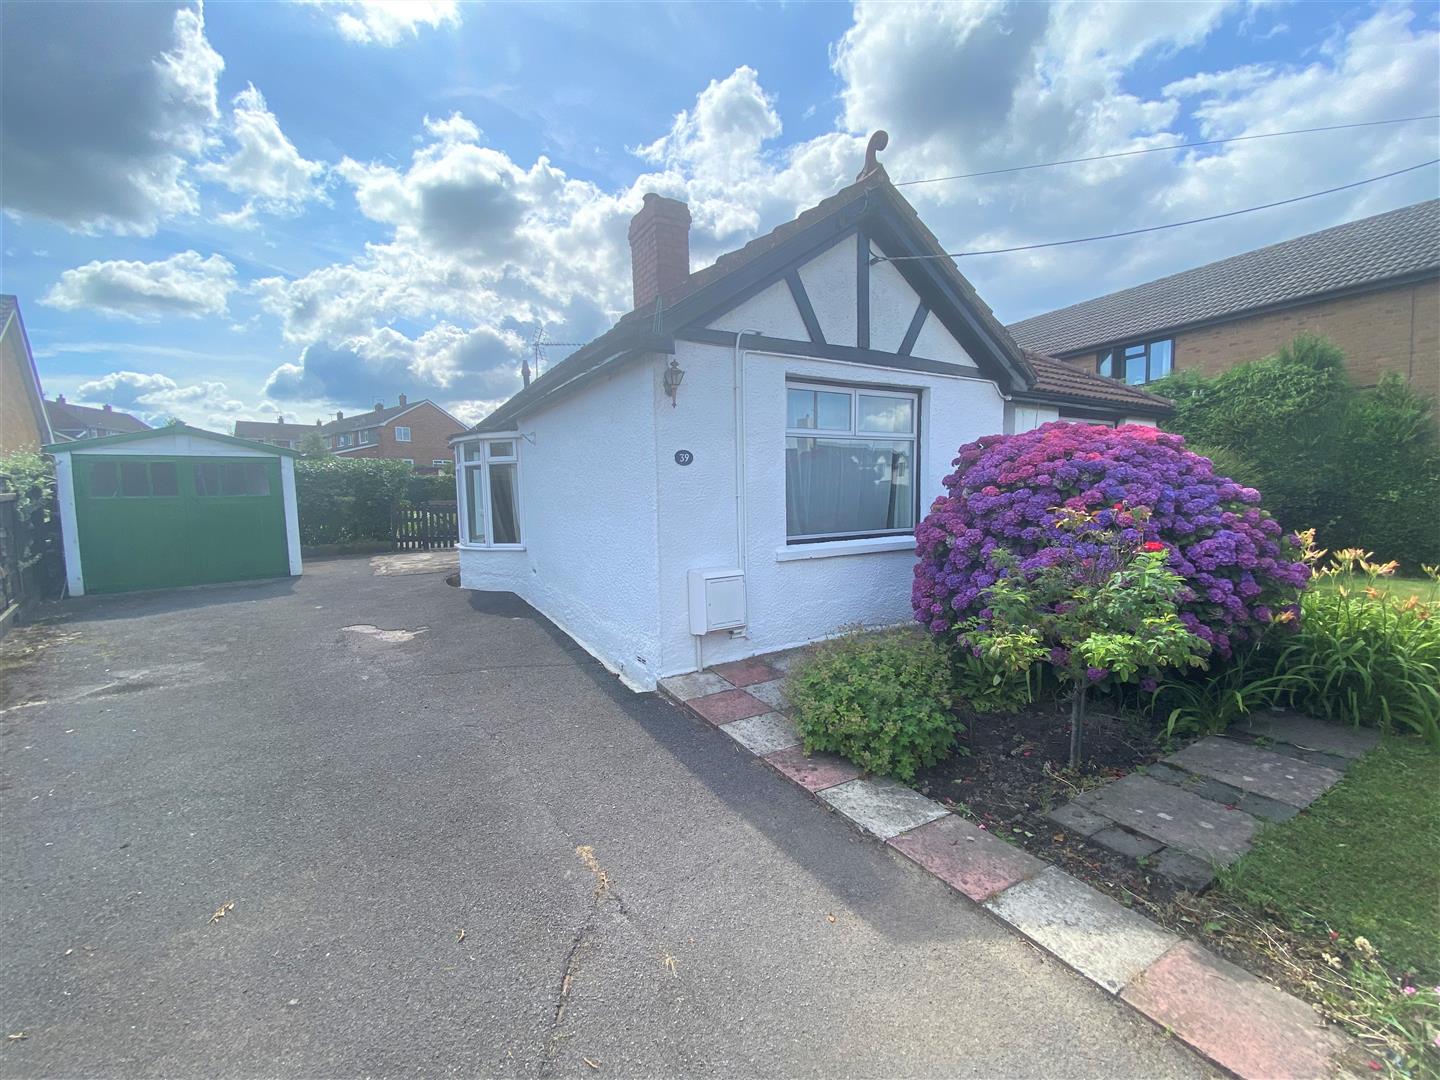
[1048,712,1378,890]
[661,661,1370,1078]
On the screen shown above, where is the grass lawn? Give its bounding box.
[1222,736,1440,976]
[1315,575,1439,604]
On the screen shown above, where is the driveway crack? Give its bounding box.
[540,846,618,1075]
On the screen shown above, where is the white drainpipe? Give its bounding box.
[732,328,762,639]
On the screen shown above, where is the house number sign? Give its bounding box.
[674,450,694,466]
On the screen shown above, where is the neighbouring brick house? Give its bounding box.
[238,396,466,473]
[0,295,52,454]
[1007,199,1440,408]
[44,394,150,442]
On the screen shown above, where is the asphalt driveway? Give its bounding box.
[0,555,1208,1078]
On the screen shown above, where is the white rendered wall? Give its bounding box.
[868,259,924,354]
[708,280,809,339]
[458,359,663,689]
[1006,404,1061,433]
[797,233,858,346]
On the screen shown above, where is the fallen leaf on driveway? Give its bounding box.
[826,914,836,924]
[7,1033,27,1041]
[209,901,235,924]
[457,928,466,943]
[662,953,678,977]
[582,1058,600,1070]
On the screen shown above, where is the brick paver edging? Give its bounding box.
[661,660,1359,1080]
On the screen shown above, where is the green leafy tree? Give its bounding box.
[297,430,331,458]
[962,505,1208,767]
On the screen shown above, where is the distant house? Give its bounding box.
[45,395,150,442]
[451,140,1168,691]
[233,417,317,450]
[1008,199,1440,407]
[236,395,466,473]
[0,295,53,454]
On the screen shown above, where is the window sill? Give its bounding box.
[774,536,915,562]
[457,543,526,552]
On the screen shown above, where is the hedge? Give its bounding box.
[294,458,454,546]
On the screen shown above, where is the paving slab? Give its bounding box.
[819,778,949,840]
[984,868,1178,994]
[1091,826,1164,860]
[1143,763,1298,822]
[1167,737,1342,809]
[1122,941,1351,1080]
[762,746,862,791]
[1246,739,1352,774]
[1233,712,1380,760]
[889,815,1046,902]
[709,658,782,687]
[659,671,733,701]
[1151,849,1216,892]
[687,688,770,725]
[1044,802,1113,837]
[743,678,789,711]
[1072,774,1259,865]
[719,711,800,755]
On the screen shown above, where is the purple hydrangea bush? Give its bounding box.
[913,423,1310,659]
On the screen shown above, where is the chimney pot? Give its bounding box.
[103,404,113,412]
[398,393,407,406]
[375,401,383,412]
[336,411,344,421]
[628,192,691,313]
[56,394,66,405]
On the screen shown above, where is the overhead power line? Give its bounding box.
[872,158,1440,262]
[892,113,1440,188]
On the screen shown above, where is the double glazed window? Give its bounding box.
[1098,339,1173,385]
[459,439,521,547]
[785,381,918,542]
[394,426,412,443]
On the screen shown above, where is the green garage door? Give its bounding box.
[74,455,289,594]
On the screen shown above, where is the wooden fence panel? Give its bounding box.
[392,502,459,551]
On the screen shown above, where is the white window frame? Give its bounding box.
[432,459,450,467]
[394,425,412,442]
[455,436,523,549]
[784,379,919,544]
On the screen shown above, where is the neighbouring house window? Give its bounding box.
[1097,338,1173,385]
[401,458,414,465]
[432,459,449,467]
[785,381,918,542]
[395,426,412,442]
[458,439,521,547]
[358,429,377,445]
[337,433,352,448]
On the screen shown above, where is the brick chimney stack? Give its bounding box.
[628,193,690,312]
[374,401,383,412]
[398,393,407,406]
[336,411,344,421]
[56,394,66,405]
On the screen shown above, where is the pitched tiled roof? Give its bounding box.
[234,420,318,440]
[0,295,16,325]
[1019,352,1170,414]
[1008,199,1440,357]
[45,398,149,434]
[474,167,1169,431]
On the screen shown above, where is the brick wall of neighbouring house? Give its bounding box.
[340,402,466,472]
[1064,278,1440,408]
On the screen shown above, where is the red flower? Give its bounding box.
[1142,541,1166,552]
[1112,502,1125,511]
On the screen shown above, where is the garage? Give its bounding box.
[47,425,302,596]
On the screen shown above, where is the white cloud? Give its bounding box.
[199,85,327,225]
[44,251,238,320]
[74,370,245,428]
[312,0,460,45]
[1,3,224,235]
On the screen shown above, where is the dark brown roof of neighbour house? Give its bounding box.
[234,419,318,441]
[1008,199,1440,357]
[1020,351,1171,413]
[44,397,149,435]
[474,166,1163,431]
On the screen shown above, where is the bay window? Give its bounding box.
[458,438,521,547]
[785,381,918,542]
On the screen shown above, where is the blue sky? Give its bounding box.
[2,1,1436,430]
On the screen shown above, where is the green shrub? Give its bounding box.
[0,450,55,523]
[952,651,1034,714]
[1151,334,1440,569]
[787,629,959,781]
[1153,547,1440,746]
[294,458,413,545]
